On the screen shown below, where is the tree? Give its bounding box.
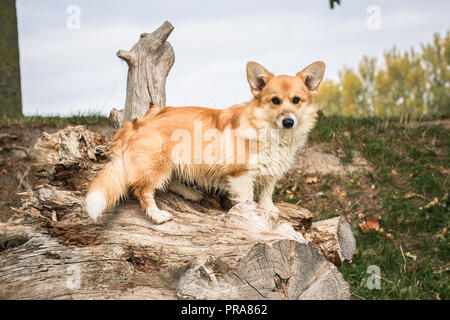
[421,32,450,117]
[317,32,449,118]
[0,0,22,118]
[339,68,363,116]
[358,56,377,116]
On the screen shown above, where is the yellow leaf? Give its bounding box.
[405,252,417,261]
[359,215,380,233]
[424,198,439,209]
[305,176,318,184]
[438,227,447,239]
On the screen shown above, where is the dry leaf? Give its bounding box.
[359,215,380,233]
[438,227,447,239]
[305,176,318,184]
[391,169,398,175]
[424,197,439,209]
[332,186,347,197]
[405,252,417,261]
[402,192,426,199]
[439,167,448,174]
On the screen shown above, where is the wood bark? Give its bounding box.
[109,21,175,130]
[0,0,23,117]
[0,126,355,299]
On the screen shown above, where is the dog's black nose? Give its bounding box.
[282,118,294,128]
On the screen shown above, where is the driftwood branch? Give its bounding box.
[110,20,175,130]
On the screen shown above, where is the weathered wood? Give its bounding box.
[110,21,175,129]
[305,216,356,266]
[0,126,355,299]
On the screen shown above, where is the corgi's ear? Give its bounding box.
[246,62,274,96]
[297,61,325,95]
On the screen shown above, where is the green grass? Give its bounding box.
[0,113,109,128]
[277,114,449,300]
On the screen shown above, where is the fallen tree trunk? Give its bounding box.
[0,126,355,299]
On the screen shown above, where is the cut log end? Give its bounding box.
[337,216,357,261]
[177,240,350,300]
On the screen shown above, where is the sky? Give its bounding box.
[16,0,450,116]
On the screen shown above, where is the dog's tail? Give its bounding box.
[85,154,127,221]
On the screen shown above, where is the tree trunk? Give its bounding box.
[0,0,23,118]
[109,21,175,130]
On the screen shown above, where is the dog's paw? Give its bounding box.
[146,208,172,224]
[263,202,279,221]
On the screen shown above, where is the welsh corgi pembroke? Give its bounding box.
[86,61,325,224]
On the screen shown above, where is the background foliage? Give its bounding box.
[317,32,450,118]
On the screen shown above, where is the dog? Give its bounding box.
[86,61,325,224]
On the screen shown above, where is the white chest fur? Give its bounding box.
[250,126,307,179]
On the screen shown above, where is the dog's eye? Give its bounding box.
[292,97,300,104]
[271,97,281,105]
